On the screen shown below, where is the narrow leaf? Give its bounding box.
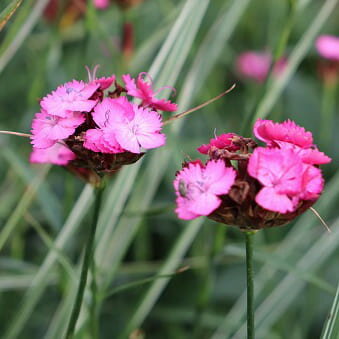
[0,0,23,32]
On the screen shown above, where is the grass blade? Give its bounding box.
[120,219,204,337]
[252,0,339,122]
[0,165,51,252]
[321,280,339,339]
[3,184,93,339]
[0,0,23,32]
[0,0,50,74]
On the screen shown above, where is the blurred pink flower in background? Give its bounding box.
[236,51,287,83]
[315,35,339,61]
[93,0,110,9]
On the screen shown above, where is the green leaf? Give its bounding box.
[0,0,23,32]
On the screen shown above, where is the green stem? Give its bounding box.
[320,80,337,150]
[193,225,226,337]
[90,253,99,338]
[245,231,255,339]
[64,185,104,339]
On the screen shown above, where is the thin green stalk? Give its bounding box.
[90,255,99,339]
[320,80,337,150]
[64,185,104,339]
[193,225,226,337]
[245,231,255,339]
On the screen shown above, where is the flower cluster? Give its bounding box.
[30,68,177,183]
[174,119,331,229]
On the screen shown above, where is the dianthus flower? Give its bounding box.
[30,68,176,184]
[174,119,331,229]
[236,51,286,83]
[174,160,236,220]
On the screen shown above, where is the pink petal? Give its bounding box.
[204,160,236,195]
[253,119,313,148]
[136,132,166,149]
[150,98,178,112]
[114,127,141,153]
[256,187,296,213]
[175,197,200,220]
[95,75,116,90]
[188,192,222,216]
[122,74,141,98]
[30,143,76,165]
[300,164,324,200]
[248,147,302,194]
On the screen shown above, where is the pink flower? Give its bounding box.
[174,160,236,220]
[236,51,286,83]
[30,143,76,165]
[84,97,165,154]
[248,147,304,213]
[253,119,313,148]
[31,111,85,149]
[315,35,339,61]
[197,133,240,154]
[93,0,110,9]
[122,73,177,112]
[40,80,99,118]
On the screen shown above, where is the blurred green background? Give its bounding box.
[0,0,338,338]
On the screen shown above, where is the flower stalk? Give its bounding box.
[64,184,104,339]
[245,230,256,339]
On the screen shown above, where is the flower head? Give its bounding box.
[122,73,177,112]
[29,70,176,182]
[315,35,339,61]
[174,160,236,220]
[174,118,331,229]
